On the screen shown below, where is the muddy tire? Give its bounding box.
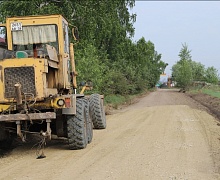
[89,94,106,129]
[83,98,93,144]
[67,98,88,150]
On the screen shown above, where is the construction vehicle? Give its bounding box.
[0,14,106,152]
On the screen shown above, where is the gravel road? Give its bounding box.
[0,89,220,180]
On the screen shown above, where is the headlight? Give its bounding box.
[57,99,65,106]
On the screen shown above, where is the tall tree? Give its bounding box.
[0,0,166,95]
[172,60,192,89]
[172,44,193,89]
[172,44,219,89]
[178,43,192,62]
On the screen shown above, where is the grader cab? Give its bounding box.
[0,15,106,151]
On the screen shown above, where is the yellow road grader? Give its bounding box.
[0,15,106,151]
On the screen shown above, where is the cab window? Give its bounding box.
[0,26,7,49]
[11,24,59,57]
[63,21,69,54]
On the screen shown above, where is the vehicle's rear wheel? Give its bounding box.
[83,98,93,144]
[89,94,106,129]
[67,98,88,150]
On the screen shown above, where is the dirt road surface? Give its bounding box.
[1,89,220,180]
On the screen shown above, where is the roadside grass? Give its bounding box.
[202,89,220,98]
[104,89,151,109]
[189,85,220,98]
[104,95,129,109]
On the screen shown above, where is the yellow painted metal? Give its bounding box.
[4,15,70,90]
[70,43,77,88]
[5,15,66,54]
[0,15,74,104]
[0,104,11,112]
[0,95,66,113]
[80,85,94,95]
[80,86,86,94]
[0,14,81,119]
[51,97,65,109]
[160,73,166,76]
[12,97,66,110]
[0,58,47,102]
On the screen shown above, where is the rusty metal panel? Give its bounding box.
[0,112,56,122]
[4,66,36,98]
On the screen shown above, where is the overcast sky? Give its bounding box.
[131,1,220,77]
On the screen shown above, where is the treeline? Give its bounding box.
[172,44,219,89]
[0,0,167,95]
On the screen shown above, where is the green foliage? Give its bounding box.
[0,0,166,96]
[190,61,205,81]
[75,43,107,92]
[104,94,139,109]
[204,66,219,84]
[189,85,220,98]
[172,60,192,89]
[101,70,129,95]
[172,44,219,89]
[172,44,193,89]
[104,94,128,108]
[178,43,192,62]
[202,89,220,98]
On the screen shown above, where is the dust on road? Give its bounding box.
[0,89,220,180]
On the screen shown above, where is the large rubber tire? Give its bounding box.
[83,98,93,144]
[67,98,88,150]
[89,94,106,129]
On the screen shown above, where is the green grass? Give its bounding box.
[104,94,131,109]
[104,89,150,109]
[189,86,220,98]
[202,89,220,98]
